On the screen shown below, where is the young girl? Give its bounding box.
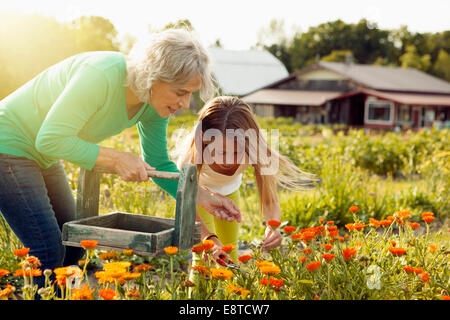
[176,96,316,264]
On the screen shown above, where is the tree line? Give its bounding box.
[256,19,450,82]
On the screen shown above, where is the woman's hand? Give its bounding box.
[114,151,155,182]
[197,186,241,223]
[262,227,282,250]
[96,147,155,182]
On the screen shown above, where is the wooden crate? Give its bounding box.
[62,212,201,256]
[62,164,201,256]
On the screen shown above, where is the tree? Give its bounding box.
[432,49,450,81]
[321,50,355,63]
[399,45,431,72]
[69,16,120,52]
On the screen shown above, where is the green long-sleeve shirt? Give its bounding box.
[0,51,179,198]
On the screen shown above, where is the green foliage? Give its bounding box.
[258,18,449,81]
[0,12,120,100]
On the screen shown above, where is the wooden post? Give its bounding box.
[173,164,199,250]
[76,168,100,220]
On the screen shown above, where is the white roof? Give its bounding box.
[208,47,289,96]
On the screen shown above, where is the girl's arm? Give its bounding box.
[254,167,283,250]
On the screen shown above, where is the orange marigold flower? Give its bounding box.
[260,277,283,289]
[338,236,345,242]
[329,230,339,238]
[283,226,296,233]
[326,225,337,232]
[343,247,357,260]
[291,233,302,241]
[54,266,81,278]
[442,295,450,300]
[409,222,420,229]
[103,261,131,270]
[122,249,133,256]
[133,264,153,273]
[429,244,438,252]
[23,256,41,269]
[422,216,435,223]
[70,284,94,300]
[380,219,392,227]
[191,244,205,253]
[238,254,252,263]
[164,246,179,255]
[222,244,235,253]
[326,221,334,225]
[322,253,335,261]
[421,272,430,283]
[98,252,117,260]
[299,257,307,263]
[369,218,381,228]
[403,265,414,273]
[0,269,10,277]
[80,240,98,249]
[422,211,434,217]
[302,248,312,255]
[255,260,273,268]
[391,240,397,247]
[13,248,30,257]
[0,284,15,300]
[314,295,320,300]
[321,243,333,251]
[259,265,281,276]
[301,231,316,241]
[413,268,423,274]
[396,209,411,219]
[98,288,118,300]
[388,247,406,256]
[121,272,141,281]
[202,239,215,252]
[306,261,321,271]
[210,268,233,281]
[349,206,359,213]
[345,223,355,231]
[192,265,209,276]
[13,269,42,277]
[267,220,281,228]
[318,218,325,224]
[354,223,367,231]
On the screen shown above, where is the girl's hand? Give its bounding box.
[203,239,233,266]
[262,227,282,250]
[197,186,241,223]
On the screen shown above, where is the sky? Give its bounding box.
[2,0,450,50]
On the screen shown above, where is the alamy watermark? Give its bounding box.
[172,121,280,175]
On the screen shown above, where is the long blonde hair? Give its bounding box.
[178,96,317,212]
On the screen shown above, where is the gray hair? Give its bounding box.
[125,28,217,102]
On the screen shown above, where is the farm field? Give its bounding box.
[0,111,449,300]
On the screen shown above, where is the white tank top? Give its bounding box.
[199,163,249,196]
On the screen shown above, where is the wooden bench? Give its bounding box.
[62,164,201,256]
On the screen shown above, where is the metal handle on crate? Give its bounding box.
[91,165,181,180]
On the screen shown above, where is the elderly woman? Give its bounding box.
[0,29,240,286]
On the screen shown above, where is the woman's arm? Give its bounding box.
[35,65,108,170]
